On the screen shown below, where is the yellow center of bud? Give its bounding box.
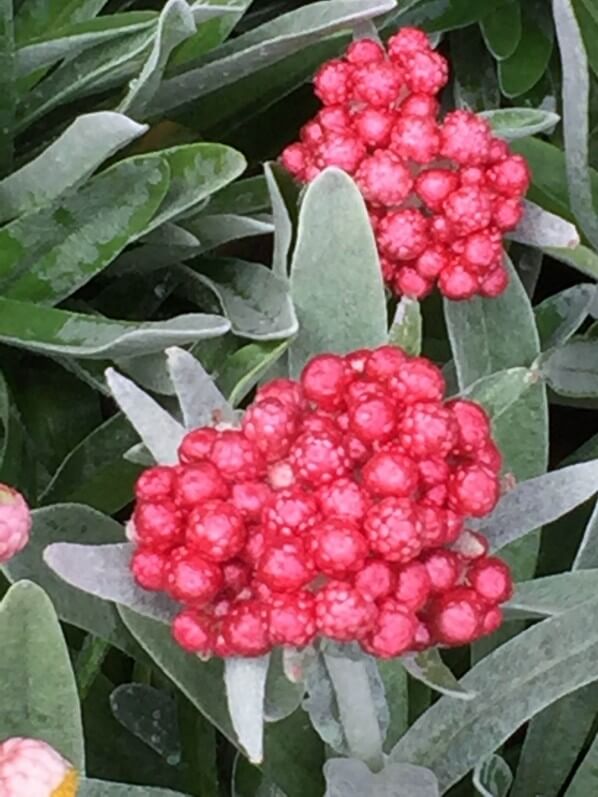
[52,769,78,797]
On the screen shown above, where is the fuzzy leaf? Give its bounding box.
[506,570,598,618]
[110,684,181,763]
[79,781,188,796]
[473,755,513,797]
[391,596,598,791]
[565,730,598,795]
[166,346,234,428]
[44,542,178,623]
[535,284,596,350]
[0,581,84,769]
[148,0,397,115]
[324,758,440,797]
[508,200,580,249]
[218,340,291,407]
[265,161,299,278]
[574,501,598,570]
[0,111,148,222]
[2,505,137,655]
[389,298,422,356]
[183,258,298,341]
[402,650,476,701]
[540,338,598,397]
[475,459,598,551]
[105,368,184,464]
[289,168,387,374]
[461,368,535,425]
[264,650,304,723]
[225,655,270,764]
[543,243,598,280]
[481,108,560,140]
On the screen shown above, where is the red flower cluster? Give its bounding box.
[129,346,512,659]
[280,29,530,301]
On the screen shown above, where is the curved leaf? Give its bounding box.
[506,570,598,618]
[498,0,554,98]
[110,683,181,763]
[540,338,598,397]
[389,298,422,356]
[535,284,596,350]
[225,655,270,764]
[480,1,521,60]
[402,650,476,701]
[481,108,559,140]
[507,200,579,249]
[473,755,513,797]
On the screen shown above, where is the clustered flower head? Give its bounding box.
[0,737,77,797]
[280,28,530,301]
[129,346,512,659]
[0,484,32,564]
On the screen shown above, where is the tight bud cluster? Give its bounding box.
[129,346,512,658]
[280,28,530,300]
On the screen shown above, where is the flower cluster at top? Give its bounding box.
[280,28,530,301]
[129,346,512,659]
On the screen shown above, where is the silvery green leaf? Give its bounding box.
[565,729,598,795]
[505,570,598,618]
[574,501,598,570]
[106,368,185,464]
[0,112,148,222]
[461,367,535,424]
[474,459,598,551]
[508,201,580,249]
[264,649,304,723]
[539,338,598,398]
[184,213,273,253]
[44,542,178,623]
[119,0,196,116]
[389,298,422,356]
[302,652,347,754]
[166,346,234,428]
[390,596,598,791]
[265,161,299,278]
[322,649,386,769]
[124,442,155,466]
[79,781,188,796]
[553,0,598,250]
[289,168,387,374]
[473,755,513,797]
[218,339,291,407]
[324,758,440,797]
[480,108,560,139]
[535,284,597,350]
[148,0,398,115]
[402,650,476,701]
[183,258,298,341]
[225,655,270,764]
[110,683,181,764]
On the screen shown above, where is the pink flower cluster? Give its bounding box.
[281,28,530,300]
[129,346,512,659]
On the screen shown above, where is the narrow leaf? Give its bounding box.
[497,1,554,98]
[402,650,476,701]
[474,459,598,551]
[105,368,185,464]
[473,755,513,797]
[480,1,521,60]
[506,570,598,618]
[289,168,387,374]
[390,596,598,791]
[225,655,270,764]
[265,161,299,278]
[0,111,148,222]
[44,542,178,623]
[480,108,560,140]
[573,501,598,570]
[461,368,535,424]
[540,338,598,397]
[507,200,579,249]
[535,284,596,350]
[166,346,234,428]
[218,339,291,407]
[0,581,84,770]
[565,730,598,795]
[553,0,598,250]
[389,298,422,356]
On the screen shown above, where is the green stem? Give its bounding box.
[323,653,385,771]
[75,636,110,701]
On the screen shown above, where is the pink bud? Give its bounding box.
[0,485,31,564]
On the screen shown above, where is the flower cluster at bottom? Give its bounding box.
[281,28,530,300]
[129,346,513,659]
[0,738,77,797]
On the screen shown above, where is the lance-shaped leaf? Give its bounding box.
[573,501,598,570]
[0,298,230,359]
[390,595,598,791]
[389,298,422,356]
[0,111,148,222]
[106,368,185,464]
[289,168,386,374]
[474,459,598,551]
[119,0,196,116]
[480,108,560,140]
[553,0,598,250]
[148,0,397,115]
[265,161,299,278]
[473,755,513,797]
[166,346,234,428]
[2,505,137,655]
[0,581,84,770]
[539,338,598,398]
[535,284,596,350]
[402,650,476,701]
[218,339,291,407]
[225,655,271,764]
[505,570,598,618]
[461,367,536,425]
[507,201,580,249]
[324,758,440,797]
[44,542,178,623]
[565,729,598,795]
